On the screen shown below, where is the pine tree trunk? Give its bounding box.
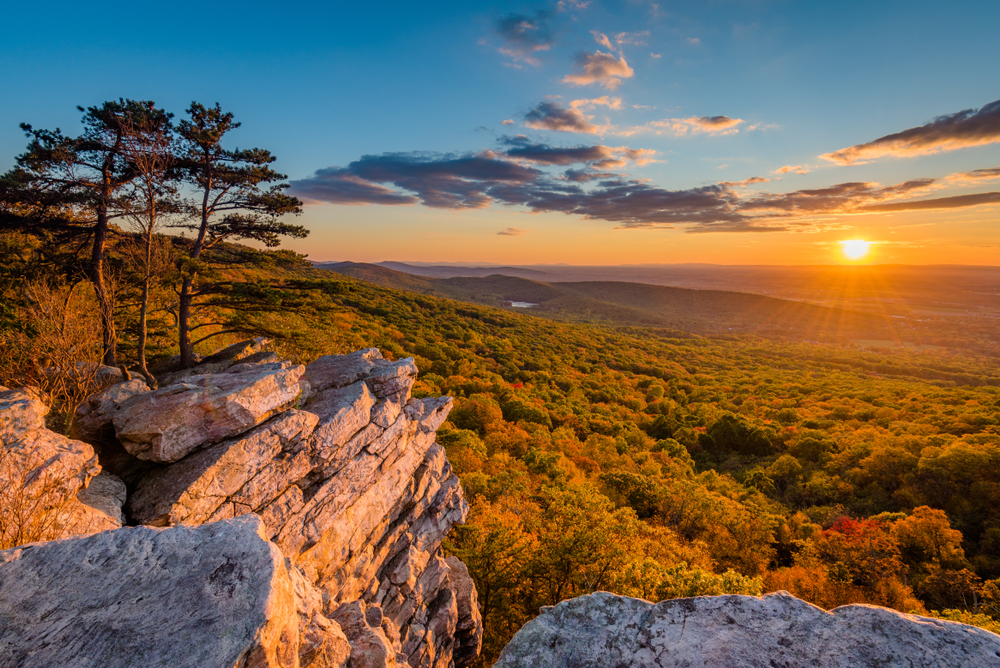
[178,275,195,368]
[91,212,116,367]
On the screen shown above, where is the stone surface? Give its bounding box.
[0,387,121,543]
[116,349,478,668]
[113,362,305,462]
[493,591,1000,668]
[0,515,308,668]
[15,344,481,668]
[72,378,151,443]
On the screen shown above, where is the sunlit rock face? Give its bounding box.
[0,386,123,542]
[50,346,482,668]
[493,591,1000,668]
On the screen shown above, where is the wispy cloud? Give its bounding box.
[502,119,515,126]
[649,115,744,136]
[721,176,770,187]
[774,165,809,175]
[571,96,623,111]
[562,50,634,89]
[497,227,528,236]
[291,144,1000,233]
[822,98,1000,164]
[494,10,555,66]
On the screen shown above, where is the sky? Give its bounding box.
[1,0,998,265]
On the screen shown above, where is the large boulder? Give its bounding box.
[493,591,1000,668]
[0,387,120,544]
[113,361,305,463]
[0,515,349,668]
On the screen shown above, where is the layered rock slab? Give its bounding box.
[77,347,482,668]
[113,361,305,463]
[0,515,350,668]
[493,590,1000,668]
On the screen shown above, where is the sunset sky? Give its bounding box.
[2,1,998,265]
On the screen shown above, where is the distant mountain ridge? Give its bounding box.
[316,261,988,351]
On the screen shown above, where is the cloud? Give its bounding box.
[293,144,1000,233]
[687,37,701,45]
[720,176,770,187]
[591,31,613,50]
[649,115,745,136]
[614,31,649,46]
[501,119,515,126]
[823,98,1000,165]
[524,100,601,133]
[497,227,528,236]
[857,191,1000,212]
[290,151,539,210]
[650,53,662,59]
[500,136,655,169]
[286,169,419,206]
[561,51,634,89]
[571,96,623,111]
[774,165,809,175]
[494,11,555,66]
[556,0,589,9]
[954,166,1000,181]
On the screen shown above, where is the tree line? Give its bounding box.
[0,99,307,382]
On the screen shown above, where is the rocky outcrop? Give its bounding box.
[493,591,1000,668]
[11,345,482,668]
[0,515,348,668]
[0,387,123,543]
[113,361,305,463]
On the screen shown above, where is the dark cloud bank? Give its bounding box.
[291,140,1000,233]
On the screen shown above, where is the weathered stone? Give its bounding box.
[113,362,305,462]
[445,556,484,667]
[289,562,352,668]
[303,348,384,395]
[77,471,127,524]
[331,600,399,668]
[127,410,318,526]
[493,590,1000,668]
[72,378,151,443]
[156,337,274,385]
[0,386,47,443]
[0,516,303,668]
[110,349,480,668]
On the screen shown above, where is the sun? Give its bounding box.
[841,239,870,260]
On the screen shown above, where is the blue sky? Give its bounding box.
[2,1,998,264]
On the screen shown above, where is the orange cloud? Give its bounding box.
[822,98,1000,165]
[561,51,634,90]
[774,165,809,175]
[650,115,744,136]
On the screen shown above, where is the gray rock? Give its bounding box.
[493,591,1000,668]
[0,515,306,668]
[72,378,151,443]
[113,363,305,462]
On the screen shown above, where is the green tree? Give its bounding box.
[173,102,306,367]
[3,99,171,365]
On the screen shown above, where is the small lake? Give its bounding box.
[510,301,539,308]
